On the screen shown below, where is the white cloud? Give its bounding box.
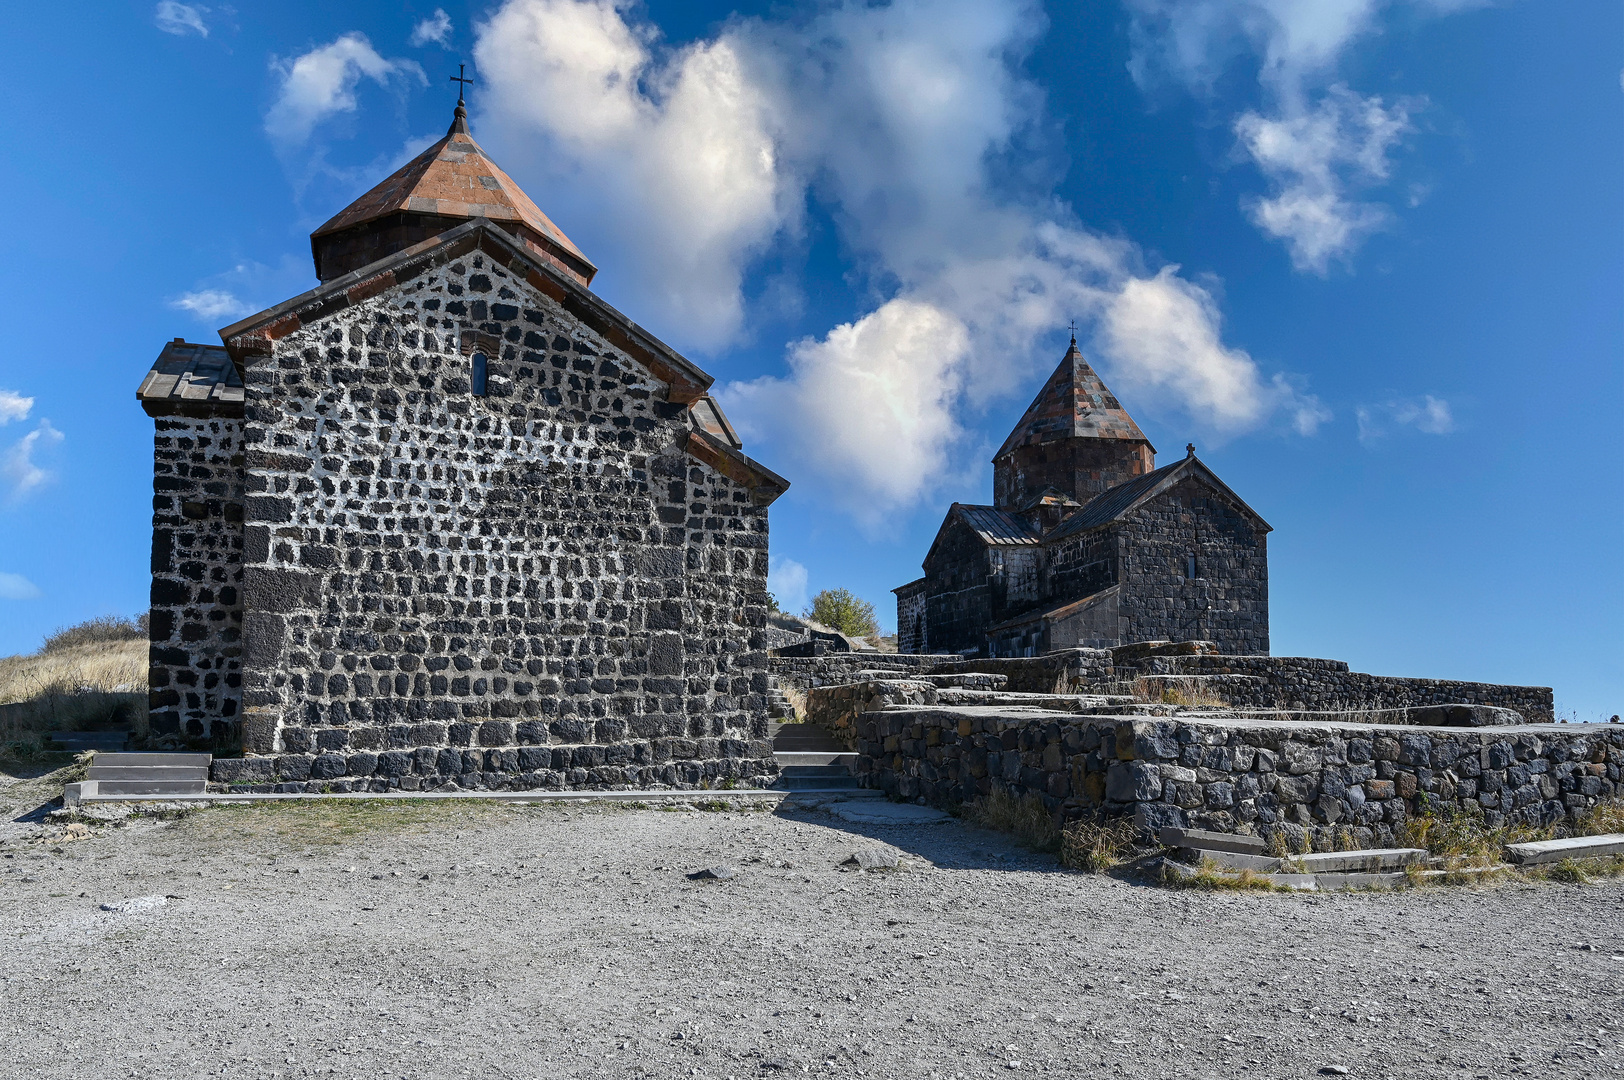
[723,300,971,526]
[1235,85,1414,273]
[411,10,453,48]
[1125,0,1476,270]
[1356,394,1454,442]
[477,0,1323,525]
[474,0,791,352]
[2,420,64,501]
[0,572,40,601]
[1101,268,1328,434]
[170,289,253,323]
[767,557,809,616]
[0,390,32,425]
[265,33,426,147]
[155,2,208,37]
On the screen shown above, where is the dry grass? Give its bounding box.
[0,638,147,704]
[1059,814,1140,872]
[0,638,149,763]
[961,788,1062,853]
[1134,676,1229,709]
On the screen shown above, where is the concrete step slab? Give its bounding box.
[87,766,210,781]
[1160,826,1266,855]
[1177,849,1281,872]
[95,780,209,796]
[1284,848,1428,873]
[46,732,129,752]
[828,801,950,826]
[774,752,857,767]
[775,776,861,791]
[1505,834,1624,865]
[92,753,212,768]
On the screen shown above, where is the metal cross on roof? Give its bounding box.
[1068,320,1079,343]
[450,63,474,103]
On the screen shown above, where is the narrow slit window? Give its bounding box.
[1185,554,1198,580]
[471,352,488,396]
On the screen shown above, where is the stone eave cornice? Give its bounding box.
[217,219,713,405]
[1051,456,1274,541]
[680,429,790,507]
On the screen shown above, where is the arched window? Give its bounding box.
[471,351,488,396]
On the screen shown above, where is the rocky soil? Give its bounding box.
[1,770,1621,1080]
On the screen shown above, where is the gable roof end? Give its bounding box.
[218,219,713,405]
[1047,455,1272,540]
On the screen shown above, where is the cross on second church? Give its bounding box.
[450,63,474,103]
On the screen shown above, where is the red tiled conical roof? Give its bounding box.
[309,104,596,286]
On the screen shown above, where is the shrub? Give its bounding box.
[962,788,1061,852]
[1060,814,1140,872]
[804,588,879,637]
[42,615,147,654]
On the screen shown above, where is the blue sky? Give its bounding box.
[0,0,1617,719]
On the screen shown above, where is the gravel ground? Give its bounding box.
[1,769,1621,1080]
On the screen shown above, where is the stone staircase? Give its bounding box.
[80,753,212,797]
[770,716,865,794]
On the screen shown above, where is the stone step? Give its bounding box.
[1159,826,1266,855]
[45,732,129,752]
[93,780,209,796]
[1286,848,1428,873]
[1504,833,1624,866]
[775,774,862,791]
[87,765,210,782]
[776,764,854,778]
[775,752,858,768]
[92,752,213,768]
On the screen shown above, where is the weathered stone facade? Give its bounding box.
[146,414,246,742]
[900,340,1271,658]
[856,708,1622,848]
[140,107,789,791]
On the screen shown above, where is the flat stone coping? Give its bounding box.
[876,707,1615,737]
[1503,834,1624,865]
[61,785,882,808]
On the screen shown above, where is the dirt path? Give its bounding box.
[1,796,1620,1079]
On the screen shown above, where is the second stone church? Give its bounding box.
[895,336,1272,658]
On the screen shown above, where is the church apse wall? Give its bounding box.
[223,252,778,791]
[1115,477,1268,655]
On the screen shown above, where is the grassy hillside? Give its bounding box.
[0,621,148,763]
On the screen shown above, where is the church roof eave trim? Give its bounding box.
[680,429,790,506]
[218,219,714,405]
[1046,455,1273,542]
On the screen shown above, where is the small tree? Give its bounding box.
[804,588,879,638]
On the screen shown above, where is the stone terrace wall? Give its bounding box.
[928,648,1112,694]
[221,252,777,792]
[856,707,1622,848]
[768,653,957,693]
[148,416,245,743]
[1121,655,1553,722]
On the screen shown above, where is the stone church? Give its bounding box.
[895,336,1270,658]
[136,100,788,790]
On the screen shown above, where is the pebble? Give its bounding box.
[687,865,737,881]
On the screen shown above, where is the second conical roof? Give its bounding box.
[995,339,1151,458]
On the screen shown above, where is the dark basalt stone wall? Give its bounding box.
[147,417,245,742]
[206,252,776,791]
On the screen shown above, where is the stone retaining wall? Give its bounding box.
[926,649,1113,694]
[768,653,957,693]
[1123,657,1553,722]
[856,707,1621,849]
